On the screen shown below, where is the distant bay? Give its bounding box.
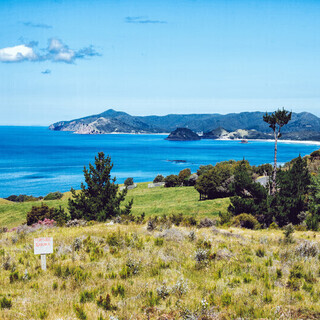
[0,126,319,198]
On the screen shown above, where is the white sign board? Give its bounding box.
[34,237,53,255]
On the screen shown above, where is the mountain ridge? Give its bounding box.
[49,109,320,140]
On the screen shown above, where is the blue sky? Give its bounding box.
[1,0,320,125]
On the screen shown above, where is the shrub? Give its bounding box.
[183,216,197,227]
[188,231,196,242]
[178,168,191,185]
[153,175,164,183]
[231,213,259,229]
[154,238,164,246]
[287,264,304,290]
[156,281,170,300]
[255,247,265,257]
[124,177,134,187]
[169,213,183,226]
[80,290,95,303]
[172,278,188,298]
[39,309,48,319]
[0,297,12,309]
[164,174,179,188]
[283,223,295,243]
[295,241,319,258]
[310,150,320,158]
[219,211,232,225]
[198,217,216,228]
[194,248,209,267]
[305,213,319,231]
[147,218,157,231]
[96,294,117,311]
[6,194,39,202]
[73,304,87,320]
[26,203,55,225]
[221,293,232,306]
[111,284,125,298]
[9,271,20,282]
[44,191,63,200]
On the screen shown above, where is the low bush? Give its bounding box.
[6,194,40,202]
[124,177,134,187]
[26,203,55,225]
[153,175,164,183]
[231,213,260,229]
[73,304,87,320]
[111,284,125,298]
[198,217,216,228]
[219,211,232,225]
[44,191,63,200]
[0,297,12,309]
[96,294,117,311]
[164,174,179,188]
[80,290,95,303]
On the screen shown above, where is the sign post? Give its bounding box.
[34,237,53,271]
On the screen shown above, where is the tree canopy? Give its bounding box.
[68,152,132,221]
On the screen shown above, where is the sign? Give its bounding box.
[41,255,47,271]
[34,237,53,255]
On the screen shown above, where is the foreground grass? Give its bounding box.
[0,183,230,228]
[1,223,320,319]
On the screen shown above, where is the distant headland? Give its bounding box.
[49,109,320,141]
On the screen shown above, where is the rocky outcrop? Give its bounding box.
[165,128,201,141]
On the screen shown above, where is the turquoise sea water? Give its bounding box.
[0,126,319,197]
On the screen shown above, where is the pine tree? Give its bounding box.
[68,152,132,221]
[263,109,292,195]
[273,155,311,225]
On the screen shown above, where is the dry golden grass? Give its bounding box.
[1,222,320,319]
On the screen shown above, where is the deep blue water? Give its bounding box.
[0,126,319,198]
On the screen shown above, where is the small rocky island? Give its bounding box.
[165,128,201,141]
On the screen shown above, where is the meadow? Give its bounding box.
[1,218,320,319]
[0,183,230,229]
[0,183,320,319]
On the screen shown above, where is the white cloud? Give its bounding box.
[0,45,38,62]
[0,39,100,64]
[54,50,75,62]
[48,38,65,53]
[47,38,75,63]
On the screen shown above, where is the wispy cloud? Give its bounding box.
[41,69,51,74]
[125,16,167,24]
[0,38,101,64]
[22,21,53,29]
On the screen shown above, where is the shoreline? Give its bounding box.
[71,131,320,144]
[215,138,320,145]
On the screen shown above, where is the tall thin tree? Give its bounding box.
[263,109,292,195]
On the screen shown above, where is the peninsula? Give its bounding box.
[49,109,320,141]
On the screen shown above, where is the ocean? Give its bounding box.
[0,126,319,198]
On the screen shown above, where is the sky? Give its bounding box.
[0,0,320,125]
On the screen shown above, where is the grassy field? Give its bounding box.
[1,222,320,319]
[0,183,230,229]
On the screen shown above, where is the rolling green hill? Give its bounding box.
[0,183,230,228]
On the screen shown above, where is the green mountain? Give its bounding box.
[49,109,320,140]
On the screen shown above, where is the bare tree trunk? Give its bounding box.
[271,131,278,195]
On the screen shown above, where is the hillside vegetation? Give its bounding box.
[0,183,230,229]
[1,222,320,319]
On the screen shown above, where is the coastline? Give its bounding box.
[215,138,320,145]
[71,130,320,144]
